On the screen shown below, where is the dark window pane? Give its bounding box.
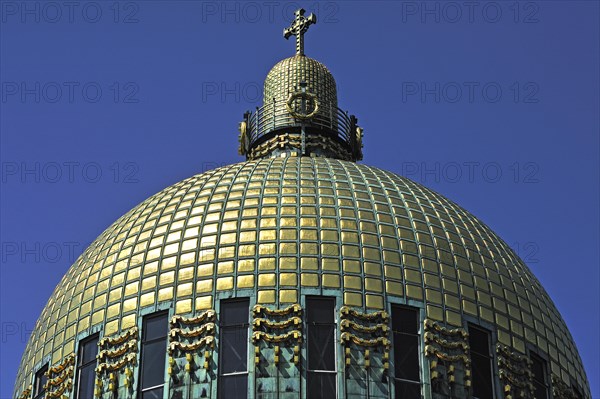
[468,325,493,399]
[221,328,248,373]
[308,325,335,370]
[533,382,548,399]
[530,353,547,399]
[140,340,167,389]
[76,364,96,399]
[221,299,250,326]
[76,335,99,399]
[531,356,544,380]
[141,386,164,399]
[307,372,336,399]
[218,298,249,398]
[306,297,335,372]
[395,380,421,399]
[306,297,335,323]
[471,353,493,399]
[391,306,418,334]
[219,374,248,399]
[572,386,583,399]
[392,306,420,384]
[144,314,168,341]
[80,336,99,365]
[33,365,48,398]
[393,332,419,380]
[469,327,490,356]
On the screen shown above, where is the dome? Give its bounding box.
[14,157,589,397]
[263,55,338,112]
[14,7,590,399]
[241,55,359,162]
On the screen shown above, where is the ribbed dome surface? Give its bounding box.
[14,157,589,395]
[264,55,337,109]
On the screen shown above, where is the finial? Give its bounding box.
[283,9,316,56]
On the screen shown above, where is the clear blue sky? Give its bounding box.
[1,1,598,397]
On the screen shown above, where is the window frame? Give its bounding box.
[467,324,495,399]
[217,297,250,399]
[529,351,550,399]
[305,296,337,399]
[32,363,48,399]
[390,304,422,397]
[138,311,169,398]
[74,333,100,399]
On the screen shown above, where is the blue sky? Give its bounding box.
[1,1,598,397]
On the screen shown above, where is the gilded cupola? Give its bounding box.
[238,9,363,162]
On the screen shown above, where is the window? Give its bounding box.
[218,298,250,399]
[391,305,420,399]
[468,325,494,399]
[139,312,169,399]
[75,334,99,399]
[530,353,548,399]
[306,297,336,399]
[572,385,583,399]
[33,364,48,399]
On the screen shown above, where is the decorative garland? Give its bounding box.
[341,332,390,348]
[95,353,137,374]
[168,323,215,339]
[97,340,137,362]
[498,357,533,378]
[16,386,31,399]
[340,306,389,323]
[552,374,580,399]
[424,319,468,339]
[168,310,217,375]
[252,330,302,344]
[98,327,138,347]
[496,344,534,399]
[423,319,471,389]
[340,307,390,370]
[424,345,471,364]
[46,381,72,398]
[253,316,301,330]
[170,310,215,327]
[45,369,73,387]
[424,331,469,351]
[340,319,388,335]
[95,328,139,397]
[252,304,303,367]
[44,355,75,399]
[253,304,302,318]
[499,370,534,390]
[47,355,74,374]
[169,336,215,353]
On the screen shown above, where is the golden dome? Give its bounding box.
[264,55,338,111]
[14,157,589,395]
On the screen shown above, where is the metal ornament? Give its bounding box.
[283,8,316,56]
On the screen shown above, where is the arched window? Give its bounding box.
[75,334,99,399]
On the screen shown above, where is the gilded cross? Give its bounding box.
[283,9,316,56]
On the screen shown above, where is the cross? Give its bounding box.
[283,9,316,56]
